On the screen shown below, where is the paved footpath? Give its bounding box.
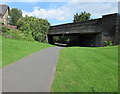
[2,47,63,92]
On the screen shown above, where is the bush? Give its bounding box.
[17,16,50,43]
[104,41,113,46]
[23,30,34,41]
[2,26,34,41]
[2,26,10,33]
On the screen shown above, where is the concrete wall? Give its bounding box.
[118,15,120,44]
[115,13,120,45]
[48,13,120,47]
[101,14,119,46]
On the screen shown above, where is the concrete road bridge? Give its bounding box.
[47,13,120,47]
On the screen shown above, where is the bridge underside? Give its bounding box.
[48,32,101,47]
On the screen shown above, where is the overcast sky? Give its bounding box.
[2,0,119,25]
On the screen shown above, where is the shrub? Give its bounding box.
[17,16,50,43]
[2,26,34,41]
[2,26,10,33]
[23,30,34,41]
[104,41,113,46]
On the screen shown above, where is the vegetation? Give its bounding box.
[54,36,78,46]
[17,15,50,42]
[1,7,51,67]
[9,8,22,26]
[2,15,51,42]
[52,46,118,92]
[104,41,113,46]
[73,11,91,22]
[7,7,50,43]
[8,8,50,43]
[1,37,52,68]
[2,26,34,41]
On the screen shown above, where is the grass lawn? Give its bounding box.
[52,46,118,92]
[1,37,53,68]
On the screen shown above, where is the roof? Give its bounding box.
[0,4,10,17]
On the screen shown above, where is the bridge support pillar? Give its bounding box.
[48,35,54,44]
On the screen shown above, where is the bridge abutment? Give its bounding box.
[48,35,54,44]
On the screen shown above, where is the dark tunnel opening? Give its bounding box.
[48,33,101,47]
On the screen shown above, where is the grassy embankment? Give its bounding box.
[52,46,118,92]
[0,36,53,68]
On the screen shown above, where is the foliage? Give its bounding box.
[54,36,70,44]
[104,41,113,46]
[9,8,22,26]
[17,15,50,43]
[53,36,79,46]
[1,37,53,68]
[2,26,10,33]
[52,46,118,92]
[2,26,34,41]
[73,11,91,22]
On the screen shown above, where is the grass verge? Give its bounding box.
[52,46,118,92]
[1,37,53,68]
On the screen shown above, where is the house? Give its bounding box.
[0,4,10,25]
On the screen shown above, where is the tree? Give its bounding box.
[17,15,50,42]
[73,11,91,22]
[9,8,22,26]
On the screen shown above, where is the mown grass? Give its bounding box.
[52,46,118,92]
[1,37,53,68]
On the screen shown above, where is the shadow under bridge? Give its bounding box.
[47,20,102,47]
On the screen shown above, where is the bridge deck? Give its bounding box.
[48,18,102,35]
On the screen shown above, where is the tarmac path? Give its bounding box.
[2,47,62,92]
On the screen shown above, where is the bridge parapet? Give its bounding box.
[48,18,102,35]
